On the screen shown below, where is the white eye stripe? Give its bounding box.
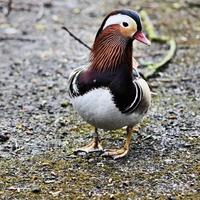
[103,14,137,30]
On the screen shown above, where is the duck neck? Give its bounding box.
[89,27,133,74]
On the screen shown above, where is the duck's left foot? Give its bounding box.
[74,140,103,155]
[102,126,134,159]
[102,147,129,159]
[74,128,104,155]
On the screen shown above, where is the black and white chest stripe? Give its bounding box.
[68,66,85,98]
[68,67,143,114]
[122,80,143,114]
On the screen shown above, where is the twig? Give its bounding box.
[5,0,12,17]
[36,3,45,22]
[0,36,36,42]
[4,2,43,13]
[134,50,165,58]
[62,26,91,51]
[140,10,176,79]
[142,39,176,78]
[152,76,198,83]
[140,10,157,40]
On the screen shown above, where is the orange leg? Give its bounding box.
[102,126,136,159]
[74,128,103,154]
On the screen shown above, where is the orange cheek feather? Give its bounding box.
[119,26,136,38]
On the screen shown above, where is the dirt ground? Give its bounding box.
[0,0,200,199]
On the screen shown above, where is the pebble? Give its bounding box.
[31,186,41,193]
[4,27,19,34]
[0,134,10,142]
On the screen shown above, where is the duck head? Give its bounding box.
[90,9,151,72]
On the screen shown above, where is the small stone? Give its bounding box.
[31,186,41,193]
[31,175,38,181]
[41,162,50,166]
[97,162,104,167]
[119,0,130,6]
[109,194,115,199]
[164,159,174,164]
[44,1,52,8]
[44,179,55,184]
[122,181,129,187]
[88,158,95,162]
[0,133,10,142]
[51,171,57,176]
[168,115,177,120]
[52,15,59,22]
[4,27,18,34]
[8,186,17,190]
[34,23,46,32]
[172,2,181,9]
[73,8,81,14]
[168,196,176,200]
[89,12,97,18]
[49,190,62,197]
[61,101,69,108]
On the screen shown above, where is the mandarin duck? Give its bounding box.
[68,9,151,159]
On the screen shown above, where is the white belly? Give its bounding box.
[71,87,146,130]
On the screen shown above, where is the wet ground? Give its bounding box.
[0,0,200,199]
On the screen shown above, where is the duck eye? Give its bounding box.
[122,22,129,27]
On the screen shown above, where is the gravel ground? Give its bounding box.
[0,0,199,199]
